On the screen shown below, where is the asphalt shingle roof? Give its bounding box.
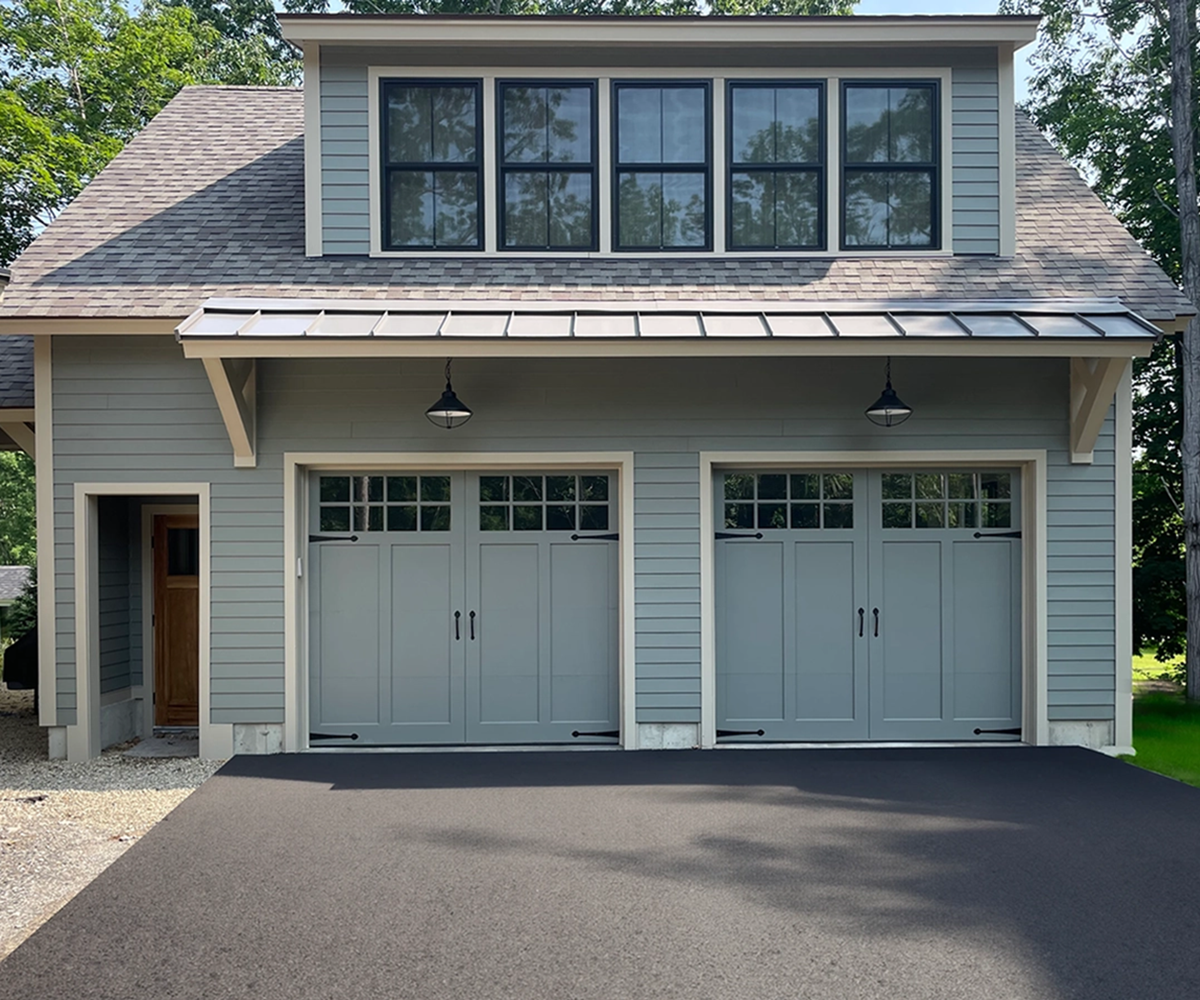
[0,565,30,602]
[0,335,33,408]
[0,85,1192,323]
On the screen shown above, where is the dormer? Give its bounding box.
[279,14,1039,260]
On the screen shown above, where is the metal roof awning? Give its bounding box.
[177,296,1160,354]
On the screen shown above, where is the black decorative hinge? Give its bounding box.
[973,531,1022,539]
[716,728,766,738]
[571,729,620,739]
[309,534,360,543]
[973,727,1022,736]
[310,732,360,741]
[570,533,620,541]
[715,532,764,540]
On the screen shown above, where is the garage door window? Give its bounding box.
[881,471,1012,529]
[318,475,452,532]
[723,472,854,529]
[479,474,610,531]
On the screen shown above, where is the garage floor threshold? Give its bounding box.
[303,740,1035,753]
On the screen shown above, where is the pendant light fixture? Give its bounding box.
[865,357,913,427]
[425,358,473,430]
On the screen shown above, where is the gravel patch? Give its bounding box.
[0,684,222,961]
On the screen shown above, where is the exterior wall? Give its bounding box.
[51,336,1116,735]
[317,45,1000,256]
[97,496,132,696]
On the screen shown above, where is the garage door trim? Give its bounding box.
[283,451,636,753]
[699,449,1049,750]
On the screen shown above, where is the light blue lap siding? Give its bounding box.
[319,59,370,254]
[51,345,1120,730]
[951,64,1000,255]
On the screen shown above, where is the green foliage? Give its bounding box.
[284,0,856,17]
[1010,0,1197,660]
[0,450,34,566]
[5,561,35,642]
[0,0,300,265]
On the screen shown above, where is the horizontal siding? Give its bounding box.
[52,344,1118,730]
[319,59,370,254]
[950,63,1000,255]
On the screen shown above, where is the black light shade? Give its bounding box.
[865,358,913,427]
[425,360,472,429]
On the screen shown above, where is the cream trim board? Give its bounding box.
[697,448,1049,749]
[1070,356,1128,463]
[1114,361,1134,750]
[182,339,1157,361]
[365,66,954,260]
[67,484,226,761]
[201,357,257,468]
[997,50,1016,258]
[0,319,179,336]
[283,451,638,753]
[0,408,35,422]
[35,336,54,726]
[304,46,324,257]
[1,421,34,458]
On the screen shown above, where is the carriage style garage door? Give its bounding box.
[308,472,619,746]
[715,469,1023,742]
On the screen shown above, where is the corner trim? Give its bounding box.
[1114,360,1133,749]
[35,336,54,726]
[997,49,1016,258]
[304,45,324,257]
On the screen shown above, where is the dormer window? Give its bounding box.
[841,82,939,250]
[382,80,483,251]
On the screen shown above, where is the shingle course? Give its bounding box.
[0,85,1192,322]
[0,336,33,408]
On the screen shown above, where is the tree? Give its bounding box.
[0,450,34,565]
[284,0,856,17]
[0,0,300,265]
[1012,0,1200,689]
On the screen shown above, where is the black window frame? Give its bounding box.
[611,79,712,253]
[725,79,827,252]
[496,79,600,252]
[380,77,485,253]
[839,79,941,252]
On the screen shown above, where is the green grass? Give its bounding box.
[1133,649,1184,686]
[1121,693,1200,787]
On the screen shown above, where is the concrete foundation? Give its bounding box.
[637,722,699,750]
[1048,720,1115,751]
[100,696,142,749]
[47,726,67,760]
[232,723,283,755]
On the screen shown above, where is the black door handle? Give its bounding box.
[469,611,476,640]
[454,611,461,640]
[858,608,864,637]
[873,608,880,637]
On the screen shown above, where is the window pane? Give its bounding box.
[915,474,944,499]
[983,502,1012,528]
[882,473,912,499]
[547,476,576,502]
[388,506,417,531]
[422,476,451,502]
[580,505,609,531]
[514,505,542,530]
[480,506,508,531]
[386,86,431,163]
[843,170,889,247]
[757,474,787,499]
[581,476,609,502]
[663,87,705,162]
[433,171,479,247]
[504,171,548,247]
[503,86,548,163]
[916,502,944,528]
[431,86,476,162]
[774,171,820,248]
[547,505,576,531]
[947,473,975,499]
[364,477,384,502]
[948,502,978,529]
[390,171,434,247]
[775,87,820,164]
[320,477,349,503]
[730,172,774,248]
[882,503,911,528]
[422,506,451,532]
[791,503,819,528]
[888,87,933,162]
[824,503,854,529]
[844,87,890,163]
[731,87,775,164]
[981,473,1012,499]
[824,473,854,500]
[617,87,662,163]
[547,86,591,162]
[388,476,418,502]
[617,172,660,247]
[662,173,706,247]
[724,473,754,500]
[513,476,543,502]
[479,476,508,502]
[791,474,820,500]
[547,172,592,248]
[321,507,350,532]
[167,528,199,577]
[758,502,787,529]
[844,170,932,248]
[725,503,754,529]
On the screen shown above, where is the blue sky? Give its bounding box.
[854,1,1037,101]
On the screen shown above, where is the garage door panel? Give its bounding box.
[476,543,540,724]
[878,540,944,723]
[794,540,858,722]
[391,543,457,726]
[952,540,1017,721]
[717,542,785,723]
[550,542,617,723]
[314,544,382,728]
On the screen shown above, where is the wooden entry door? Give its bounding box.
[154,514,200,727]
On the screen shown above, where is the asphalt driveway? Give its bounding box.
[2,747,1198,1000]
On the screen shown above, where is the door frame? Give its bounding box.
[699,450,1049,749]
[283,452,636,753]
[141,504,200,738]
